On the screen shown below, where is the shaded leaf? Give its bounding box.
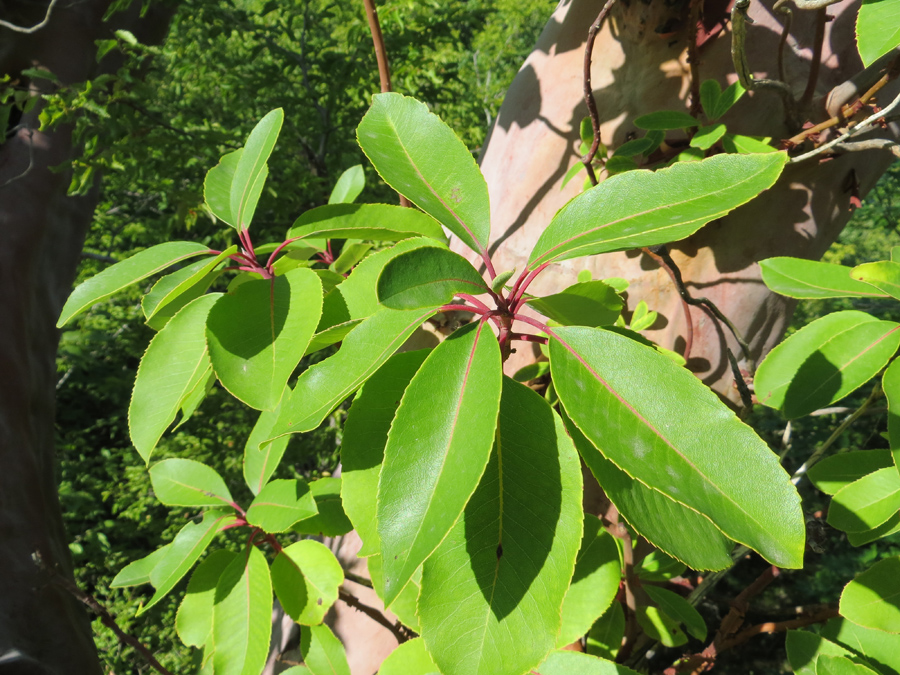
[243,396,290,495]
[110,544,171,588]
[149,458,233,507]
[305,319,364,356]
[289,204,445,243]
[827,468,900,533]
[246,479,317,532]
[378,246,488,309]
[636,604,687,647]
[808,450,894,495]
[176,550,236,647]
[759,257,886,300]
[300,624,351,675]
[817,655,882,675]
[633,110,698,130]
[205,150,241,227]
[690,124,726,150]
[271,540,343,625]
[882,359,900,475]
[786,630,856,675]
[538,650,641,674]
[821,616,900,675]
[587,603,625,660]
[330,242,372,275]
[527,280,623,327]
[644,585,706,641]
[292,477,353,537]
[840,556,900,632]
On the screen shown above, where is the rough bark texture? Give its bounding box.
[0,3,172,672]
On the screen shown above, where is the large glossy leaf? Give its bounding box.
[755,311,900,419]
[378,638,439,675]
[246,479,317,532]
[840,555,900,632]
[852,261,900,301]
[341,350,429,556]
[110,544,171,588]
[378,321,502,605]
[827,468,900,533]
[243,395,290,495]
[300,624,351,675]
[129,294,220,463]
[292,477,353,537]
[557,515,621,647]
[883,359,900,476]
[271,540,343,625]
[377,246,489,309]
[527,280,623,327]
[856,0,900,66]
[207,267,322,411]
[786,630,856,675]
[537,650,641,675]
[821,616,900,675]
[140,510,233,615]
[231,108,283,231]
[57,241,211,327]
[328,164,365,204]
[808,450,894,495]
[357,93,491,256]
[149,458,233,507]
[213,546,273,675]
[205,149,241,227]
[759,257,886,299]
[528,152,786,267]
[268,306,438,438]
[551,326,804,568]
[176,550,236,647]
[288,203,445,243]
[418,378,582,675]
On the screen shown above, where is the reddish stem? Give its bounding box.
[511,263,550,311]
[265,533,284,554]
[439,303,488,315]
[509,332,548,345]
[458,293,494,314]
[265,235,305,271]
[513,312,554,337]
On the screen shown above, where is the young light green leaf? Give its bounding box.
[817,655,882,675]
[755,311,900,419]
[140,510,233,615]
[633,110,698,130]
[288,204,446,243]
[207,267,323,411]
[821,616,900,675]
[342,350,429,556]
[379,321,502,606]
[149,458,233,507]
[561,160,587,190]
[786,630,856,675]
[304,319,364,356]
[527,280,623,328]
[636,604,687,647]
[292,477,353,537]
[808,450,894,495]
[176,550,236,647]
[418,378,582,675]
[491,268,515,294]
[378,638,439,675]
[377,247,489,309]
[213,546,273,675]
[231,108,283,231]
[269,306,439,438]
[551,326,804,568]
[643,585,706,641]
[328,164,365,205]
[357,93,491,256]
[827,468,900,532]
[243,395,290,495]
[528,152,787,267]
[852,260,900,301]
[759,257,887,299]
[690,124,726,150]
[271,540,343,625]
[246,479,317,532]
[300,624,351,675]
[537,650,641,675]
[110,544,172,588]
[564,412,734,571]
[557,515,621,647]
[330,241,372,275]
[721,133,777,154]
[129,294,220,463]
[637,550,686,581]
[856,0,900,66]
[587,603,625,660]
[57,241,211,327]
[883,358,900,475]
[840,556,900,632]
[205,149,241,227]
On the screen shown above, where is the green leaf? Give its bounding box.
[289,204,446,243]
[755,311,900,419]
[613,137,657,158]
[513,360,550,382]
[243,396,290,495]
[565,414,734,570]
[551,326,804,568]
[213,546,273,675]
[852,261,900,301]
[759,257,887,299]
[827,468,900,533]
[129,294,220,463]
[857,0,900,66]
[643,585,707,641]
[637,550,687,581]
[840,555,900,632]
[110,544,171,588]
[378,638,439,675]
[821,616,900,675]
[246,479,317,532]
[633,110,698,130]
[557,515,621,647]
[141,510,233,615]
[305,319,364,356]
[418,378,582,675]
[357,93,491,256]
[292,477,353,536]
[491,268,515,294]
[690,124,726,150]
[328,164,365,205]
[847,512,900,546]
[331,241,372,275]
[786,630,856,675]
[883,359,900,475]
[817,655,882,675]
[721,133,777,153]
[204,150,241,227]
[271,540,343,625]
[368,554,422,632]
[606,156,639,175]
[342,350,429,556]
[711,81,746,119]
[587,603,625,660]
[561,160,587,189]
[808,450,894,495]
[174,366,215,431]
[636,604,687,647]
[528,152,787,267]
[57,241,210,327]
[207,267,322,411]
[379,321,502,605]
[269,307,439,437]
[699,79,722,121]
[300,624,351,675]
[378,247,489,309]
[231,108,283,231]
[537,650,641,675]
[527,280,623,328]
[176,550,236,647]
[149,458,233,507]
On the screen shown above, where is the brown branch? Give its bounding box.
[0,0,59,33]
[687,0,704,118]
[343,570,374,588]
[580,0,619,186]
[718,606,839,651]
[614,524,639,662]
[643,247,694,360]
[800,9,827,107]
[338,587,413,644]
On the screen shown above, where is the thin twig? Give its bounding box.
[343,571,374,588]
[338,587,412,643]
[687,0,704,118]
[718,606,839,651]
[0,0,58,33]
[580,0,618,186]
[643,247,694,360]
[800,9,827,107]
[0,129,35,188]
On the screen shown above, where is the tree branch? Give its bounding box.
[0,0,59,34]
[580,0,618,186]
[338,587,413,644]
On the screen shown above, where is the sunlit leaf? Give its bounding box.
[300,624,351,675]
[856,0,900,66]
[246,479,317,532]
[840,555,900,632]
[110,544,171,588]
[289,203,446,243]
[827,468,900,533]
[149,458,233,507]
[378,246,489,309]
[231,108,283,231]
[759,257,886,299]
[328,164,365,205]
[176,550,236,647]
[271,540,343,625]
